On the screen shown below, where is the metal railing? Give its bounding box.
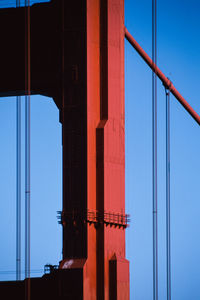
[57,209,130,229]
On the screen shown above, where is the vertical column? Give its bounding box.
[61,0,87,259]
[96,0,129,299]
[96,1,108,298]
[59,1,129,298]
[84,0,101,298]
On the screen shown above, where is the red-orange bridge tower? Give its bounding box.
[0,0,129,299]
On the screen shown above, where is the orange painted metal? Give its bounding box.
[84,0,101,298]
[86,0,129,298]
[84,0,130,298]
[0,1,129,298]
[96,1,129,299]
[60,0,129,298]
[125,27,200,125]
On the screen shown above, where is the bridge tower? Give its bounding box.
[0,0,129,299]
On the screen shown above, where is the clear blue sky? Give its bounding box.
[0,1,200,300]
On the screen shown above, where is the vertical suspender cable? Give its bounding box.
[16,95,21,281]
[25,0,31,281]
[25,94,31,280]
[61,0,65,257]
[16,94,21,281]
[152,0,158,299]
[166,88,171,300]
[16,0,21,282]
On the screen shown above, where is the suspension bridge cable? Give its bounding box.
[16,0,21,282]
[25,0,31,282]
[25,94,31,279]
[24,2,31,300]
[166,88,171,300]
[152,0,158,299]
[16,95,21,281]
[0,269,43,275]
[124,28,200,125]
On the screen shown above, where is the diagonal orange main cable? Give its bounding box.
[125,27,200,125]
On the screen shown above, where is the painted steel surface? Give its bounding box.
[125,27,200,125]
[0,0,129,298]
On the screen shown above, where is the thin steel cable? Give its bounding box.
[166,88,171,300]
[16,95,21,281]
[24,2,31,300]
[25,95,31,280]
[61,0,65,258]
[0,269,43,275]
[16,0,21,282]
[25,0,31,282]
[152,0,158,299]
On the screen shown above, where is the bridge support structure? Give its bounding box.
[0,0,129,299]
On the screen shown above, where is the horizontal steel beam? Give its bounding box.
[125,27,200,125]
